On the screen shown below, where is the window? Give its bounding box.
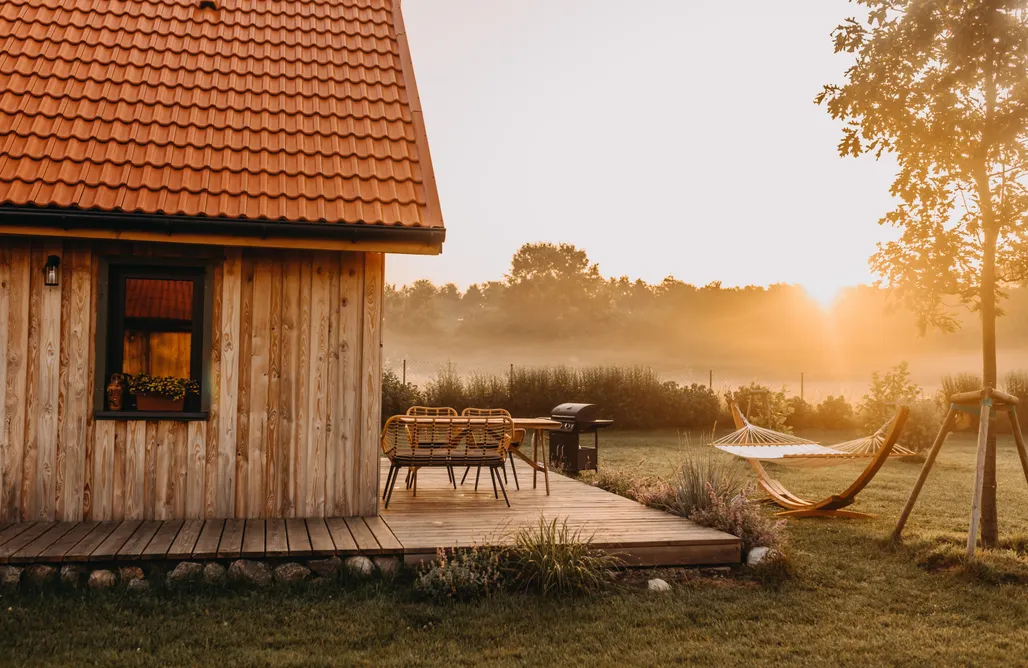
[95,260,214,419]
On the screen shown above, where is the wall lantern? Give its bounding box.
[43,255,61,287]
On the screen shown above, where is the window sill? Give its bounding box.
[94,411,210,422]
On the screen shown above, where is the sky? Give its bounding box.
[393,0,899,305]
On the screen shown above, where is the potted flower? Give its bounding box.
[128,373,199,412]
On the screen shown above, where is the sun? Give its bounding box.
[803,281,846,309]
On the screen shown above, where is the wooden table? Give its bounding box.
[395,416,562,495]
[512,418,562,495]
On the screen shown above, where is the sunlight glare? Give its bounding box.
[804,282,846,309]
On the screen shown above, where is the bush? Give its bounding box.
[814,395,856,429]
[1005,371,1028,433]
[903,400,943,454]
[727,384,793,432]
[858,362,921,432]
[587,468,654,502]
[506,517,619,597]
[649,454,744,518]
[381,369,423,423]
[415,546,506,602]
[689,484,787,554]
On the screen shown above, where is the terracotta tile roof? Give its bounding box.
[0,0,443,228]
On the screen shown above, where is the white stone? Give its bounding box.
[126,578,150,594]
[202,563,227,585]
[228,560,272,587]
[344,556,375,577]
[23,564,56,588]
[88,569,118,590]
[1,566,23,591]
[274,562,311,584]
[647,578,672,592]
[747,547,773,566]
[59,565,88,589]
[307,556,342,578]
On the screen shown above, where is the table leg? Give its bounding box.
[541,430,550,495]
[532,430,539,489]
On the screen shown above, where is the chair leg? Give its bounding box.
[495,466,510,507]
[503,462,508,484]
[475,466,482,491]
[413,468,418,497]
[461,466,471,485]
[384,464,401,509]
[383,464,397,501]
[489,467,499,499]
[509,457,519,490]
[449,465,457,489]
[405,467,414,489]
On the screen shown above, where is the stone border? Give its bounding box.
[0,555,403,593]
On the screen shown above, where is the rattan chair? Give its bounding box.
[404,407,459,489]
[459,408,525,490]
[381,413,514,508]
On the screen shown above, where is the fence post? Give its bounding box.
[801,372,804,401]
[709,369,713,389]
[508,363,515,402]
[402,359,406,386]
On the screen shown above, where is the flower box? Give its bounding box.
[135,393,185,412]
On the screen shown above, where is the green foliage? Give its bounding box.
[857,362,921,432]
[649,454,744,519]
[585,468,654,503]
[818,1,1028,333]
[506,517,619,597]
[414,546,506,603]
[1005,371,1028,431]
[728,384,793,432]
[385,364,721,430]
[814,395,856,430]
[903,400,943,455]
[690,485,787,555]
[381,369,423,423]
[127,373,198,401]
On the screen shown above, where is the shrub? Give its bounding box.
[506,517,619,597]
[381,369,423,423]
[814,395,856,430]
[858,362,921,432]
[650,453,744,518]
[689,484,787,554]
[414,546,506,602]
[903,400,943,454]
[727,383,793,432]
[587,468,653,502]
[1005,371,1028,432]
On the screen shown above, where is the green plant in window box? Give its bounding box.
[128,373,199,412]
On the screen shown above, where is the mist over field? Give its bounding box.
[382,244,1028,401]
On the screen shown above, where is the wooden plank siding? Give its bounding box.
[0,238,384,522]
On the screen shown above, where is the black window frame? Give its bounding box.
[94,256,215,421]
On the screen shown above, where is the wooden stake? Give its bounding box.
[893,406,956,541]
[1008,409,1028,489]
[966,400,992,559]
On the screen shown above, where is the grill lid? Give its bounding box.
[551,403,600,422]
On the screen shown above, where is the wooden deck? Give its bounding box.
[380,461,741,567]
[0,462,740,567]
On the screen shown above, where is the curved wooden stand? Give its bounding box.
[752,406,909,519]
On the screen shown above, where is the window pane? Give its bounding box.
[121,278,194,380]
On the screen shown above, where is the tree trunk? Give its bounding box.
[980,224,1000,548]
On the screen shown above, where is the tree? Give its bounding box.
[857,362,922,432]
[819,1,1028,547]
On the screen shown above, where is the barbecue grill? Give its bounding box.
[549,403,614,474]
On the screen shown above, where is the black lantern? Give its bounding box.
[43,255,60,287]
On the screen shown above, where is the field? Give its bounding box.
[4,429,1028,666]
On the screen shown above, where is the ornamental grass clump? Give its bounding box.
[649,453,744,518]
[506,517,619,597]
[689,483,787,555]
[128,373,199,400]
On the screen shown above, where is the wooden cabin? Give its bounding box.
[0,0,444,523]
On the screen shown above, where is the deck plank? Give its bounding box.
[64,522,120,562]
[325,517,357,554]
[363,516,402,553]
[142,520,184,560]
[167,520,205,560]
[91,521,142,561]
[117,521,162,560]
[304,518,335,556]
[0,523,33,550]
[37,521,99,562]
[11,522,76,563]
[343,517,380,554]
[192,520,225,559]
[217,519,245,558]
[0,523,56,563]
[264,519,288,557]
[285,518,311,556]
[241,519,265,558]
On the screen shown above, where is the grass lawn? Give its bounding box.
[4,428,1028,666]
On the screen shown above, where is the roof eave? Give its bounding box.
[0,206,445,256]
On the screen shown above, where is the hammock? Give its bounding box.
[713,402,914,468]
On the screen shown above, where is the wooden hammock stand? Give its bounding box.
[752,406,910,518]
[893,387,1028,558]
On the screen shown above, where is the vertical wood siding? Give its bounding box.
[0,238,383,521]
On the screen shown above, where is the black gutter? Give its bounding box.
[0,206,446,247]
